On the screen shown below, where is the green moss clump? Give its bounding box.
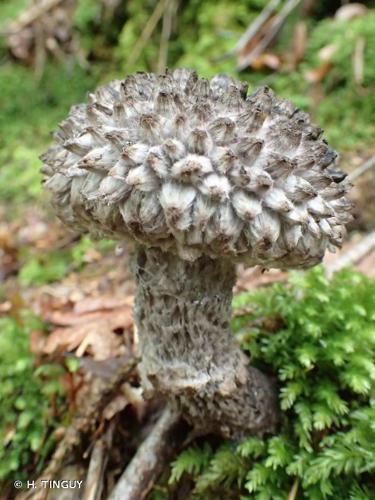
[0,63,99,205]
[166,268,375,499]
[0,314,66,486]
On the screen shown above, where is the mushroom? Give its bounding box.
[41,69,352,438]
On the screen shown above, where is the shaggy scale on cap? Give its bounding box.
[41,69,352,268]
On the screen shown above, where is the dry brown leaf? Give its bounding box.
[29,329,46,355]
[73,295,134,314]
[46,306,133,328]
[304,61,333,84]
[43,320,125,360]
[251,52,281,71]
[75,328,124,360]
[43,307,133,359]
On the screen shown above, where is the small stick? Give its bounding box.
[126,0,169,70]
[19,357,138,500]
[237,0,302,70]
[157,0,174,73]
[109,406,184,500]
[353,36,365,85]
[288,478,299,500]
[234,0,281,55]
[326,230,375,277]
[348,156,375,182]
[83,421,115,500]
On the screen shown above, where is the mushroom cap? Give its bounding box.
[41,69,352,268]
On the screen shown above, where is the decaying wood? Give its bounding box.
[19,357,138,500]
[109,406,184,500]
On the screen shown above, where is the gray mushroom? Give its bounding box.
[41,69,352,437]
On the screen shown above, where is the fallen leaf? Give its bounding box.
[73,295,134,315]
[29,329,46,355]
[46,306,133,328]
[43,308,132,360]
[251,52,281,71]
[304,61,333,84]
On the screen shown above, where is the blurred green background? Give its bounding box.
[0,0,374,208]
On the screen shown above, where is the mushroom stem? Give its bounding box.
[134,246,278,438]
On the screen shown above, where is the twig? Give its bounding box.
[237,0,302,70]
[234,0,281,55]
[82,421,115,500]
[19,357,139,500]
[109,406,185,500]
[157,0,175,73]
[326,230,375,277]
[126,0,169,70]
[353,36,365,86]
[288,478,299,500]
[348,156,375,182]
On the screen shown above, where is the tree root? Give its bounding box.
[109,406,186,500]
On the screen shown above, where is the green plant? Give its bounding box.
[167,268,375,499]
[0,313,66,485]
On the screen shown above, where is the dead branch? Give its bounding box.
[109,406,185,500]
[237,0,302,70]
[348,156,375,182]
[326,230,375,277]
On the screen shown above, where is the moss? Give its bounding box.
[0,63,99,205]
